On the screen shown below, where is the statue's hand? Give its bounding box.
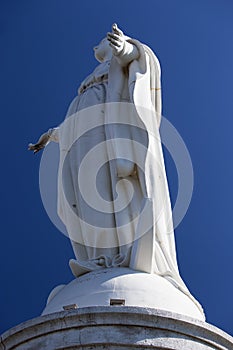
[28,142,44,154]
[28,131,51,154]
[107,23,125,55]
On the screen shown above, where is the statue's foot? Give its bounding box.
[69,259,92,278]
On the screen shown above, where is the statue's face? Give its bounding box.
[93,38,112,62]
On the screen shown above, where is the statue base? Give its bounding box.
[42,267,204,320]
[1,307,233,349]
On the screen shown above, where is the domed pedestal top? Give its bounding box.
[42,267,204,320]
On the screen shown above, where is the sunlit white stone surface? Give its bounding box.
[42,267,204,320]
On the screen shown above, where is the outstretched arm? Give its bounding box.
[107,23,139,66]
[28,127,59,154]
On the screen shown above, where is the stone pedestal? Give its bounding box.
[1,307,233,349]
[42,268,205,320]
[2,269,232,349]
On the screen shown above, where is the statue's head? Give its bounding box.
[93,37,112,63]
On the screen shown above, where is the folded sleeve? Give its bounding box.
[48,127,59,143]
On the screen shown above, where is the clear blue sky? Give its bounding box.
[1,0,233,336]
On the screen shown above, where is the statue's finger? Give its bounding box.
[112,23,123,36]
[108,38,121,47]
[112,23,118,31]
[107,33,122,41]
[113,27,123,36]
[109,42,120,51]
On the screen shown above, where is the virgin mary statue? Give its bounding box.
[29,24,202,312]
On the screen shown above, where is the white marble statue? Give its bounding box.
[29,24,202,312]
